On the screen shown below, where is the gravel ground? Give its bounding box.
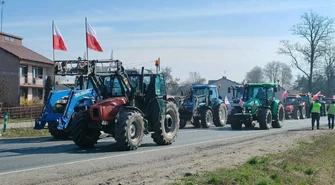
[30,126,331,185]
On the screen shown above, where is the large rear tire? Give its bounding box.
[300,107,306,119]
[115,110,144,151]
[213,103,227,127]
[272,103,284,128]
[71,110,100,148]
[259,108,272,130]
[152,101,180,145]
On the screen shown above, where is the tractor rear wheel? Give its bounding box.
[179,119,187,129]
[300,107,306,119]
[152,101,179,145]
[200,109,213,128]
[259,108,272,130]
[293,109,300,119]
[213,103,227,127]
[115,109,144,151]
[272,103,284,128]
[71,110,100,148]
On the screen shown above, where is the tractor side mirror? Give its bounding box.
[228,87,231,93]
[209,90,213,95]
[181,91,184,96]
[274,87,278,92]
[163,95,167,100]
[219,95,222,99]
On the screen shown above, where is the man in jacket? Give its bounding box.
[310,99,322,130]
[327,100,335,130]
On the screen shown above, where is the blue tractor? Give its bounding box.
[178,85,228,129]
[34,59,99,139]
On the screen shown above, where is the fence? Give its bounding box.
[0,105,43,119]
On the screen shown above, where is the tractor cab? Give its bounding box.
[228,85,244,104]
[242,83,279,108]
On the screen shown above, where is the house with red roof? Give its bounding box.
[0,32,53,106]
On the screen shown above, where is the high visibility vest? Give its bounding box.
[311,102,321,113]
[328,104,335,115]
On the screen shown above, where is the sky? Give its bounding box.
[2,0,335,83]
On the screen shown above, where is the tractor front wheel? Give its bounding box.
[71,110,100,148]
[49,127,71,140]
[179,119,187,129]
[259,108,272,130]
[201,109,213,128]
[115,110,145,151]
[152,101,180,145]
[191,117,201,128]
[213,103,227,127]
[272,104,284,128]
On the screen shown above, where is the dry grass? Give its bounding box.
[173,133,335,185]
[0,127,50,138]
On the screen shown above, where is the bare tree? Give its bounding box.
[263,61,282,82]
[322,39,335,96]
[280,63,293,89]
[186,71,206,85]
[161,67,180,95]
[278,11,335,92]
[246,66,264,83]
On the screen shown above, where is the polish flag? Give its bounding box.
[224,96,230,105]
[281,90,288,100]
[86,21,103,52]
[52,21,67,51]
[239,98,244,106]
[311,91,321,101]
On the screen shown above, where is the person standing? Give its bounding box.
[310,99,321,130]
[327,100,335,130]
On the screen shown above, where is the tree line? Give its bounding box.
[245,11,335,97]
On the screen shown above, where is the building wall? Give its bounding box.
[208,78,241,100]
[0,49,20,106]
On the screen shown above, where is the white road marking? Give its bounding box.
[0,123,307,176]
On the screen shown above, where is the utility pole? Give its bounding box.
[1,1,4,33]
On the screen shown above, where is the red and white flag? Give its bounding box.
[86,20,103,52]
[281,90,288,100]
[311,91,321,101]
[52,21,67,51]
[239,98,244,106]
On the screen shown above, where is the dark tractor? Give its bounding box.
[299,93,312,118]
[230,83,285,130]
[178,85,228,129]
[71,59,180,151]
[227,85,244,124]
[283,94,307,119]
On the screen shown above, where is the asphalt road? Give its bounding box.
[0,117,326,177]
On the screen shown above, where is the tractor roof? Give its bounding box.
[192,85,217,89]
[245,83,278,87]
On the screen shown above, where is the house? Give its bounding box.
[208,76,241,100]
[0,32,53,106]
[208,76,286,101]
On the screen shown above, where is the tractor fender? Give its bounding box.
[116,106,145,119]
[213,98,224,107]
[271,99,282,117]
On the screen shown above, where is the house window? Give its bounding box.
[20,65,28,83]
[4,36,15,42]
[32,88,43,99]
[32,66,43,79]
[20,88,28,99]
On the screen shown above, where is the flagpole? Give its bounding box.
[85,17,90,74]
[52,20,55,62]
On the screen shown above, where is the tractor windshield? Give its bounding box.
[300,96,309,103]
[236,88,243,99]
[192,88,209,96]
[244,86,273,101]
[103,76,124,96]
[285,97,297,105]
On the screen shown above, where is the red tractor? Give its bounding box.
[284,94,307,119]
[71,59,180,151]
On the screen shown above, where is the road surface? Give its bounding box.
[0,117,327,185]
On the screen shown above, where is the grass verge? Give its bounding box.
[0,118,35,124]
[173,133,335,185]
[0,127,50,138]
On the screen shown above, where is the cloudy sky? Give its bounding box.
[2,0,335,83]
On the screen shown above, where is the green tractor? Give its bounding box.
[230,83,285,130]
